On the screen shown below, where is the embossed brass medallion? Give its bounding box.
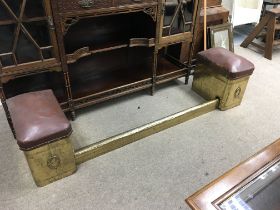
[47,155,61,169]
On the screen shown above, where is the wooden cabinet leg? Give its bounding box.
[185,76,189,85]
[151,85,155,96]
[70,110,76,121]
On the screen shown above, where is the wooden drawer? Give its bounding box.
[118,0,156,7]
[57,0,113,13]
[57,0,156,14]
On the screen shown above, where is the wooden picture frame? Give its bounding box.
[208,23,234,52]
[186,138,280,210]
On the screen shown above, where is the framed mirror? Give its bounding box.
[208,23,234,52]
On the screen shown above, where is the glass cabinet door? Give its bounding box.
[0,0,58,70]
[159,0,196,45]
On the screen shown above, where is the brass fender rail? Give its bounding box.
[75,99,219,165]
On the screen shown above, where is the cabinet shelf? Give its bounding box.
[68,47,153,104]
[66,38,155,64]
[66,42,129,64]
[71,66,152,106]
[64,12,156,54]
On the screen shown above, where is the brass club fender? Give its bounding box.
[3,46,255,187]
[1,0,256,187]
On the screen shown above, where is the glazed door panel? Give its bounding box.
[0,0,59,72]
[159,0,199,46]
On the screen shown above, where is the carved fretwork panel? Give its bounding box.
[0,0,56,68]
[162,0,194,37]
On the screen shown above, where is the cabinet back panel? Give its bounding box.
[3,72,67,102]
[68,47,153,98]
[64,12,156,54]
[68,47,153,80]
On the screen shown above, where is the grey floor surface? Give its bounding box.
[1,43,280,209]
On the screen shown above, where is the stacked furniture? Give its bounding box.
[186,0,229,59]
[0,0,205,119]
[163,0,230,62]
[241,7,280,60]
[262,0,280,15]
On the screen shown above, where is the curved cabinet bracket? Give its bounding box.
[144,7,157,21]
[66,47,91,64]
[62,16,80,35]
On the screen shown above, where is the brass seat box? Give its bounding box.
[6,90,76,187]
[192,47,255,110]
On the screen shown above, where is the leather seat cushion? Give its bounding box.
[7,90,72,150]
[197,47,255,80]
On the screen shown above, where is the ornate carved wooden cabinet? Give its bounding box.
[0,0,202,118]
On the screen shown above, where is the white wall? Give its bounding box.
[222,0,263,26]
[236,0,260,9]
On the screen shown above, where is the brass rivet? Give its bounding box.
[47,155,61,169]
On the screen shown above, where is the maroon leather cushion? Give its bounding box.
[197,47,255,80]
[7,90,72,150]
